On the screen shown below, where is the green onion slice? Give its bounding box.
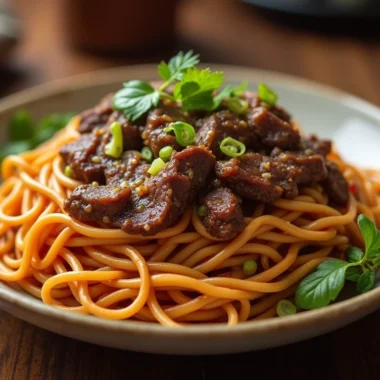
[163,121,196,147]
[105,122,123,158]
[227,98,248,115]
[242,259,257,276]
[148,158,166,176]
[141,146,153,162]
[276,300,297,317]
[220,137,246,157]
[198,205,205,217]
[258,83,278,106]
[64,166,72,178]
[159,146,173,162]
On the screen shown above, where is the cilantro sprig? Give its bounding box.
[112,50,246,121]
[295,214,380,309]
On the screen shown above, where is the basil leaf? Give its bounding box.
[345,266,361,282]
[373,255,380,268]
[347,247,364,263]
[295,259,348,309]
[357,270,375,294]
[357,214,377,251]
[113,81,159,121]
[157,61,171,81]
[0,140,33,162]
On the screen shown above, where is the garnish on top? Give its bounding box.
[112,50,252,121]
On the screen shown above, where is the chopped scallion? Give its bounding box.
[258,83,278,106]
[159,146,173,162]
[141,146,153,162]
[220,137,246,157]
[148,158,166,176]
[163,121,195,147]
[105,122,123,158]
[198,205,205,217]
[227,98,248,115]
[276,300,297,317]
[64,166,72,178]
[242,259,257,276]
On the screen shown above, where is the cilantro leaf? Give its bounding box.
[113,80,159,121]
[357,270,375,293]
[345,266,361,282]
[231,81,248,96]
[212,82,248,110]
[174,68,224,111]
[295,259,348,309]
[347,247,364,263]
[158,50,200,82]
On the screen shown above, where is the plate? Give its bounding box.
[1,64,380,355]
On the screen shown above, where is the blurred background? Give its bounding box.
[0,0,380,104]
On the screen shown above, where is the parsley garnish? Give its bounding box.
[295,214,380,309]
[112,50,247,121]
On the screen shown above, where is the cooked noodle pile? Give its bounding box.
[0,118,378,326]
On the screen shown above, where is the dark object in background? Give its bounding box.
[242,0,380,18]
[63,0,179,56]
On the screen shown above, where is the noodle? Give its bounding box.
[0,117,379,326]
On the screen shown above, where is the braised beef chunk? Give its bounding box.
[107,111,142,151]
[202,187,245,240]
[64,185,132,223]
[121,146,215,235]
[322,162,348,205]
[60,133,107,184]
[270,150,327,184]
[77,94,114,134]
[195,111,258,159]
[216,153,298,203]
[142,106,193,157]
[104,151,149,186]
[303,134,332,156]
[249,107,300,149]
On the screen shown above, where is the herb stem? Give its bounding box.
[160,92,176,102]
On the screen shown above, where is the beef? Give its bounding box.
[216,153,297,203]
[77,94,114,134]
[104,150,149,186]
[270,149,327,184]
[248,107,300,149]
[303,134,332,156]
[107,111,142,151]
[121,146,215,235]
[215,151,327,204]
[322,161,349,205]
[64,185,132,223]
[202,187,245,240]
[195,111,258,159]
[142,105,193,157]
[60,133,108,184]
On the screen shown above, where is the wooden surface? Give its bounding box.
[1,0,380,379]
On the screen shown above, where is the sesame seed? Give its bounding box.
[305,149,313,156]
[131,159,138,165]
[188,169,194,180]
[112,187,120,193]
[91,156,101,164]
[131,178,144,187]
[103,216,110,223]
[263,162,271,170]
[112,160,121,167]
[239,120,247,128]
[289,178,293,182]
[167,189,173,196]
[84,204,92,213]
[143,224,151,231]
[136,204,146,213]
[92,181,99,187]
[121,181,129,188]
[261,173,272,180]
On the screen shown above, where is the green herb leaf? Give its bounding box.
[113,80,160,121]
[167,50,200,81]
[227,98,248,115]
[357,270,375,294]
[212,85,234,110]
[258,83,278,106]
[345,266,361,282]
[8,109,35,141]
[357,214,377,251]
[231,82,248,96]
[0,140,33,161]
[157,61,171,81]
[174,68,224,111]
[347,247,364,263]
[295,259,348,309]
[373,255,380,267]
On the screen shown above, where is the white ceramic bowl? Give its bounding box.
[1,64,380,355]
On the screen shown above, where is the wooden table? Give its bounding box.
[1,0,380,378]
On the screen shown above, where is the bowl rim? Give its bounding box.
[1,63,380,339]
